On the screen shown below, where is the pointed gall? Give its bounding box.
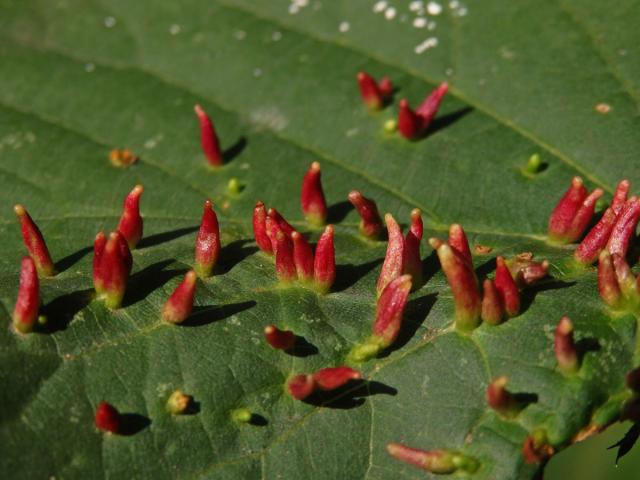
[495,256,520,317]
[291,231,314,282]
[448,224,472,266]
[95,401,120,434]
[522,431,554,464]
[398,99,422,140]
[372,274,412,348]
[486,376,521,417]
[481,279,504,325]
[403,209,423,286]
[357,71,392,110]
[313,225,335,293]
[167,390,193,415]
[555,316,579,374]
[433,242,481,331]
[348,190,383,239]
[574,207,618,264]
[415,82,449,127]
[162,270,197,324]
[267,208,296,249]
[606,197,640,258]
[287,374,315,400]
[611,179,630,214]
[313,367,361,391]
[117,184,144,249]
[377,214,405,296]
[12,257,39,334]
[14,204,55,277]
[264,324,295,350]
[231,407,252,424]
[386,443,478,474]
[275,230,296,283]
[301,162,328,226]
[397,83,449,140]
[598,250,622,308]
[194,104,222,167]
[95,232,132,309]
[253,201,273,254]
[194,200,221,278]
[612,253,639,304]
[547,177,602,243]
[506,253,549,287]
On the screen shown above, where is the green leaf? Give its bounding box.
[0,1,639,479]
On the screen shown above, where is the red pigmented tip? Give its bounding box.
[611,179,630,214]
[606,197,640,258]
[555,316,579,374]
[372,274,412,348]
[301,162,328,226]
[264,324,295,350]
[598,250,622,308]
[448,224,472,267]
[194,104,222,167]
[94,231,132,309]
[253,201,273,254]
[548,177,602,243]
[348,190,383,239]
[377,214,405,296]
[433,242,481,331]
[386,443,477,474]
[267,208,296,249]
[574,207,617,264]
[275,230,296,283]
[313,367,361,390]
[507,254,549,288]
[403,209,423,287]
[398,99,421,140]
[117,184,144,249]
[287,374,315,400]
[494,256,520,318]
[314,225,335,293]
[397,83,449,140]
[522,431,554,464]
[162,270,197,324]
[12,257,39,334]
[292,231,314,282]
[481,279,504,325]
[357,71,393,110]
[14,204,55,277]
[95,401,120,434]
[194,200,221,278]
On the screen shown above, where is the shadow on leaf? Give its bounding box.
[137,226,199,249]
[40,288,94,333]
[223,136,247,164]
[119,413,151,436]
[216,239,259,274]
[424,107,474,138]
[180,300,257,327]
[303,380,397,409]
[56,246,93,273]
[333,258,383,292]
[286,335,319,358]
[519,280,576,314]
[248,413,268,426]
[125,259,184,307]
[327,200,352,224]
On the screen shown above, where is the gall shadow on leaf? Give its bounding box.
[40,288,95,333]
[56,246,93,273]
[327,200,352,224]
[180,300,257,327]
[519,280,576,315]
[285,335,319,358]
[118,413,151,436]
[215,239,259,274]
[223,136,247,164]
[475,257,497,280]
[377,293,438,358]
[420,250,440,287]
[513,392,539,407]
[303,380,397,410]
[182,398,201,415]
[248,413,268,426]
[576,337,601,363]
[333,258,383,292]
[137,225,199,249]
[422,107,474,139]
[125,259,184,307]
[609,421,640,464]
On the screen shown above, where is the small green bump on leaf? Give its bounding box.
[227,177,244,195]
[383,119,397,133]
[521,153,548,178]
[231,407,252,424]
[166,390,192,415]
[348,337,384,363]
[37,315,47,326]
[592,395,629,428]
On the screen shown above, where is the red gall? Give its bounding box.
[481,279,503,325]
[555,316,579,374]
[287,367,361,400]
[313,225,335,293]
[12,257,40,334]
[291,231,314,282]
[194,200,221,278]
[377,213,405,296]
[547,176,602,243]
[253,201,273,254]
[117,184,144,249]
[194,104,222,167]
[357,71,393,110]
[275,230,296,283]
[162,270,198,324]
[14,204,55,277]
[606,197,640,258]
[264,324,295,350]
[95,401,120,434]
[300,161,328,226]
[494,256,520,318]
[397,83,448,140]
[93,231,132,309]
[348,190,383,239]
[386,443,478,474]
[403,209,423,287]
